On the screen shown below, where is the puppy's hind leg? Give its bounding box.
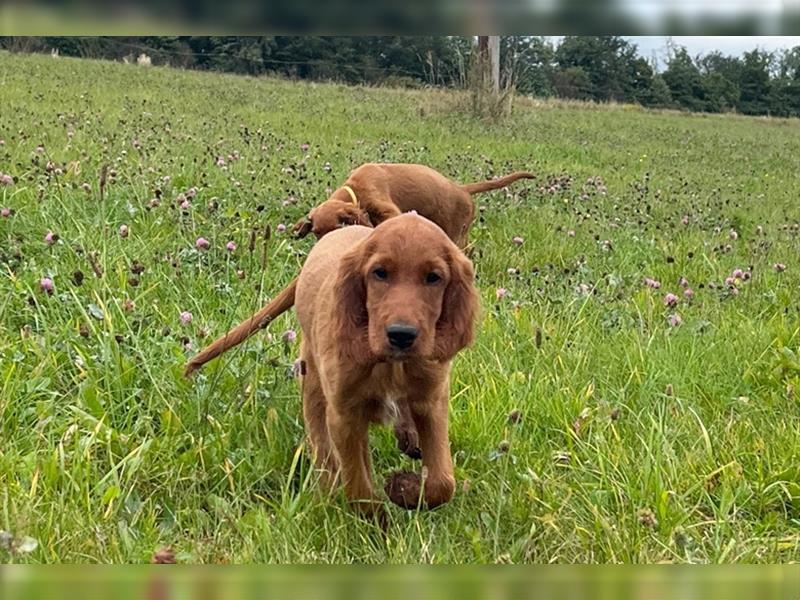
[300,350,338,489]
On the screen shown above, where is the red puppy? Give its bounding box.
[293,163,534,247]
[186,214,479,513]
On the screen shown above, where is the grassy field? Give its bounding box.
[2,52,800,564]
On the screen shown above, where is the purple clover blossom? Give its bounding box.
[644,278,661,289]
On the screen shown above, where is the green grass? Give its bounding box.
[2,51,800,564]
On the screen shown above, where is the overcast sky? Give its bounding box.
[548,36,800,71]
[628,36,800,60]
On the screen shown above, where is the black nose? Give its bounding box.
[386,323,418,350]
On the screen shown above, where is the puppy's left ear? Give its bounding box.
[435,246,479,361]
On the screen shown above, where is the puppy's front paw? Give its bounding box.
[385,471,422,509]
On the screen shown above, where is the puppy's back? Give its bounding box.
[355,163,456,195]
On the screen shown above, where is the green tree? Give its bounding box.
[703,73,739,112]
[662,47,707,112]
[646,74,674,108]
[738,49,773,115]
[555,36,642,102]
[769,47,800,117]
[501,36,556,96]
[552,66,593,100]
[696,51,741,112]
[627,57,658,105]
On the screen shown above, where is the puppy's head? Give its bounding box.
[333,213,479,363]
[293,201,371,240]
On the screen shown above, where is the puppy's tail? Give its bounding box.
[461,171,535,195]
[183,278,298,377]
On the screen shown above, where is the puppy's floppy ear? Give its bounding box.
[357,210,373,227]
[293,215,313,238]
[435,246,479,361]
[332,244,372,364]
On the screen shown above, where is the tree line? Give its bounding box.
[4,36,800,118]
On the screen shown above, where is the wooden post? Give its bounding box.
[488,36,500,94]
[478,36,489,57]
[477,36,499,94]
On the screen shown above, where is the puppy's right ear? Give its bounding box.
[332,246,371,364]
[434,245,479,361]
[293,216,313,238]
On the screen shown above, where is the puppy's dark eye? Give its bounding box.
[373,267,388,281]
[425,272,442,285]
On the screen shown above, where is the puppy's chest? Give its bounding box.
[360,363,410,424]
[367,362,408,400]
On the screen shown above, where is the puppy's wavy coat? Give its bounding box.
[292,162,534,248]
[186,214,479,512]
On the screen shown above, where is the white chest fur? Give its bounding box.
[362,362,407,424]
